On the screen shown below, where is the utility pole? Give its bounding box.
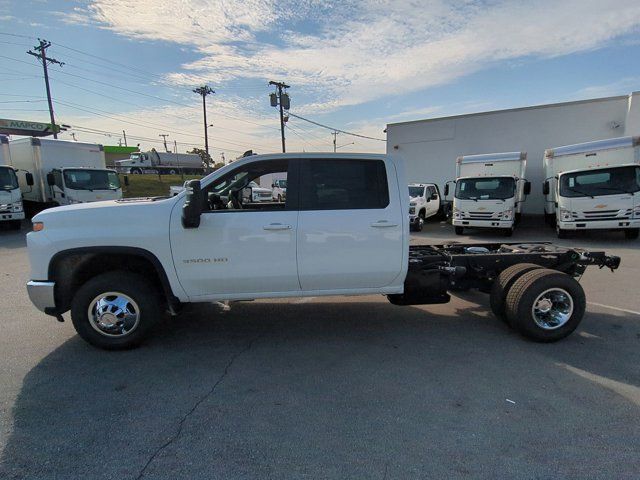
[122,130,128,147]
[332,131,338,153]
[269,81,290,153]
[27,39,64,139]
[193,85,214,166]
[159,134,169,152]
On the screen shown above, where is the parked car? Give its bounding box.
[26,153,620,350]
[248,181,273,202]
[272,178,287,202]
[408,183,441,231]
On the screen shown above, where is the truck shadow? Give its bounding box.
[0,226,27,250]
[2,299,639,478]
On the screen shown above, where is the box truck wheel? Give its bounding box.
[71,271,163,350]
[454,226,464,235]
[505,269,585,342]
[624,228,639,240]
[490,263,542,323]
[503,226,514,237]
[556,224,569,239]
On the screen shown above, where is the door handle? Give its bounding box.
[263,223,292,231]
[370,220,398,228]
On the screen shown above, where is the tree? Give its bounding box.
[187,147,212,168]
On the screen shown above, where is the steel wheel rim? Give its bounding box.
[88,291,141,337]
[531,287,573,330]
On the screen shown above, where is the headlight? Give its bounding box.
[12,201,23,212]
[453,208,462,219]
[633,206,640,218]
[499,209,513,221]
[559,208,573,222]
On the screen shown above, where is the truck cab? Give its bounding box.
[46,168,122,205]
[408,183,440,231]
[449,152,530,237]
[272,178,287,202]
[544,136,640,239]
[0,165,25,229]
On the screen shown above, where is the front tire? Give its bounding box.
[71,271,164,350]
[624,228,639,240]
[556,224,569,239]
[505,269,586,342]
[454,226,464,235]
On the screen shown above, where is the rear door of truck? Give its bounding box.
[296,157,404,291]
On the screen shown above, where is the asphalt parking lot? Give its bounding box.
[1,218,639,479]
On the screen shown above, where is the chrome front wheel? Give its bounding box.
[531,288,573,330]
[88,292,141,337]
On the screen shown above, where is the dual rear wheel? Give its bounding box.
[490,264,586,342]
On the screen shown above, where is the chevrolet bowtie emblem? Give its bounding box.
[594,204,607,209]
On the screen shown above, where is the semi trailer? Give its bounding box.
[116,150,204,175]
[447,152,530,236]
[543,136,640,239]
[26,153,619,350]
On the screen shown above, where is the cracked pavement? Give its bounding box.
[1,222,640,479]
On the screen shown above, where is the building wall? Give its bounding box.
[386,92,640,213]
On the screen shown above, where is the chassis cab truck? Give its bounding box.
[0,135,27,229]
[408,183,440,231]
[447,152,530,237]
[543,136,640,239]
[25,153,619,350]
[10,138,122,212]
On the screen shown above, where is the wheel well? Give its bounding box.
[50,249,176,314]
[419,208,426,216]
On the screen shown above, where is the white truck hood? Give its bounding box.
[561,194,636,215]
[454,198,514,211]
[0,189,21,205]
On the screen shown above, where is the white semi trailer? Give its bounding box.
[116,150,203,175]
[543,136,640,239]
[10,137,122,211]
[447,152,530,236]
[0,135,26,229]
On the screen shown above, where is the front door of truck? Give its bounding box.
[425,185,440,217]
[170,158,300,299]
[50,169,67,205]
[296,158,403,291]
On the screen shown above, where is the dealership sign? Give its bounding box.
[0,118,61,136]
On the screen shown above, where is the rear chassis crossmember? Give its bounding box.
[389,242,620,305]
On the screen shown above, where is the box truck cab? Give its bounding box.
[544,136,640,239]
[408,183,440,231]
[0,135,25,229]
[10,137,122,211]
[448,152,530,237]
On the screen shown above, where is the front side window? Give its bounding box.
[300,159,389,210]
[559,166,640,197]
[455,177,515,200]
[0,167,18,190]
[63,169,121,191]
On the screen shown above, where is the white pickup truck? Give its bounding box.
[408,183,441,231]
[26,153,620,350]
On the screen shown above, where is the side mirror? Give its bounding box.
[182,180,203,229]
[524,181,531,195]
[46,173,55,187]
[123,175,130,187]
[241,186,253,204]
[271,183,275,188]
[543,181,549,196]
[25,172,34,186]
[444,184,449,196]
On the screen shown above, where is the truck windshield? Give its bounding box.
[0,167,18,190]
[408,186,424,197]
[275,179,287,188]
[63,169,121,191]
[559,166,640,198]
[455,177,515,200]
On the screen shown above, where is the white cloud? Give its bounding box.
[58,0,640,114]
[572,77,640,99]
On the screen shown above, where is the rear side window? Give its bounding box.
[300,159,389,210]
[427,186,437,197]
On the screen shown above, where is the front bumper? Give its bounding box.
[559,219,640,231]
[26,281,56,313]
[1,211,25,221]
[452,219,513,228]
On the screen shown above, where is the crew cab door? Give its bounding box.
[425,185,440,217]
[296,158,404,291]
[170,158,300,299]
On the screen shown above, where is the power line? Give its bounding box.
[287,112,386,141]
[27,38,64,138]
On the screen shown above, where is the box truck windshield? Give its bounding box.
[455,177,515,200]
[0,167,19,190]
[559,166,640,198]
[63,169,121,191]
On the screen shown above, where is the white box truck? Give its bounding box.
[543,136,640,239]
[10,137,122,211]
[116,149,203,175]
[0,135,26,229]
[447,152,530,236]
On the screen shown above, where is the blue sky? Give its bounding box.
[1,0,640,158]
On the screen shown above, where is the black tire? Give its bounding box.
[505,269,586,342]
[624,228,639,240]
[454,226,464,235]
[415,213,424,232]
[168,169,177,175]
[556,224,569,239]
[490,263,542,323]
[503,227,514,237]
[131,168,142,175]
[71,271,164,350]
